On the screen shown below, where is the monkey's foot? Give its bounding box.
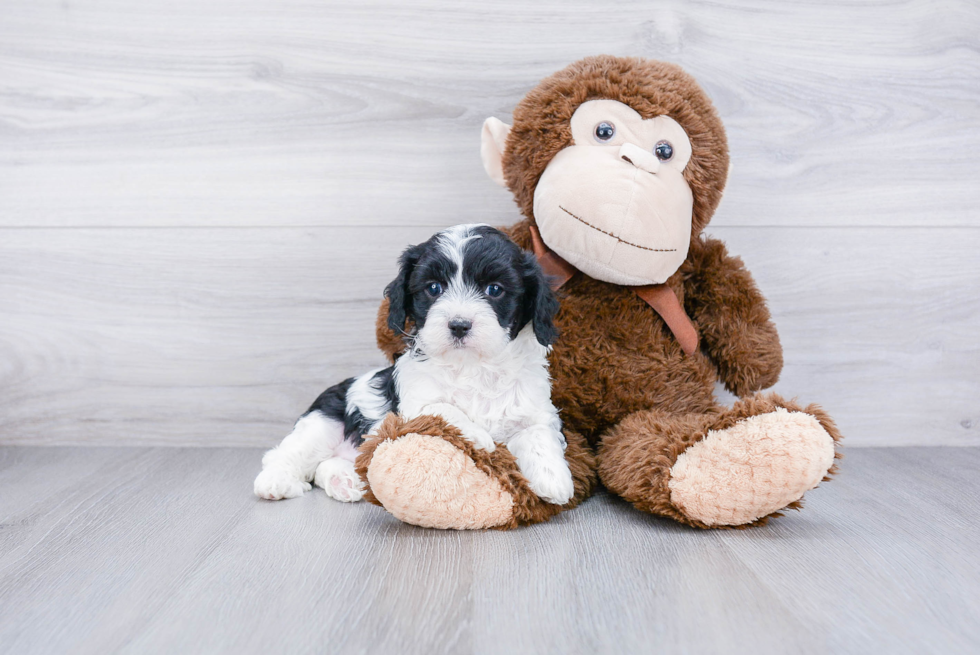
[598,394,842,528]
[356,414,596,530]
[668,402,838,526]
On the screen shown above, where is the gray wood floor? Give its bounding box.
[1,447,977,654]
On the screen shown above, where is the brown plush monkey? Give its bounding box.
[356,56,841,530]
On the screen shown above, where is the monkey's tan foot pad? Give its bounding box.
[355,413,597,530]
[668,406,837,527]
[366,433,515,530]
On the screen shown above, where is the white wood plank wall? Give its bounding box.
[1,0,977,446]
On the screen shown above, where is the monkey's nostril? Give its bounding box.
[619,142,660,174]
[448,318,472,339]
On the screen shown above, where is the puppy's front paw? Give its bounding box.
[314,458,365,503]
[522,458,574,505]
[461,427,496,452]
[254,468,311,500]
[508,427,574,505]
[419,403,496,452]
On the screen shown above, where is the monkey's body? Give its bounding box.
[509,227,750,443]
[510,222,838,528]
[356,56,841,529]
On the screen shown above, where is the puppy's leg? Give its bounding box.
[314,437,365,503]
[418,402,496,452]
[507,424,574,505]
[254,411,344,500]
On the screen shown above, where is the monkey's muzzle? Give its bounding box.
[532,144,694,286]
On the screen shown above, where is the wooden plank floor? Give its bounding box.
[1,447,977,654]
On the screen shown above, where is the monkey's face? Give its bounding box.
[532,100,694,286]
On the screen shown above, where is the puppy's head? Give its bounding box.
[385,224,559,360]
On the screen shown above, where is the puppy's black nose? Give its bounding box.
[449,318,472,339]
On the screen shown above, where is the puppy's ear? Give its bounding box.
[384,244,422,335]
[518,251,560,347]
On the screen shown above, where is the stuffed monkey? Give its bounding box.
[357,56,841,530]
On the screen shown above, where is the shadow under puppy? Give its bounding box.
[254,224,575,507]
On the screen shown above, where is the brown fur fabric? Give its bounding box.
[356,414,597,530]
[502,222,785,443]
[596,393,842,529]
[370,56,841,529]
[685,238,784,397]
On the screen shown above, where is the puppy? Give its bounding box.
[253,224,575,505]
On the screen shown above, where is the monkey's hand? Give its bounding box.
[685,236,783,397]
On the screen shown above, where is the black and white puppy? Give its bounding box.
[253,224,574,505]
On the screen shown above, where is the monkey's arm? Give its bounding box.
[684,236,783,397]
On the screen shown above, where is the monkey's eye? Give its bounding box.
[654,140,674,161]
[426,282,443,297]
[484,283,503,298]
[594,121,616,142]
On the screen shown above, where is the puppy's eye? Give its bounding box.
[426,282,443,297]
[594,121,615,142]
[654,140,674,161]
[485,284,503,298]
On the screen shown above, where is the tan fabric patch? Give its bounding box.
[668,409,835,526]
[533,144,693,286]
[367,433,515,530]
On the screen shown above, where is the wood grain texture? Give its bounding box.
[1,226,977,446]
[0,0,978,447]
[0,0,977,228]
[0,446,977,654]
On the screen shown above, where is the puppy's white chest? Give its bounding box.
[443,375,523,439]
[397,349,553,443]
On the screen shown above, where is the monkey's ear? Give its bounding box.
[481,117,512,187]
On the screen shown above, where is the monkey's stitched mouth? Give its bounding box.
[558,206,677,253]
